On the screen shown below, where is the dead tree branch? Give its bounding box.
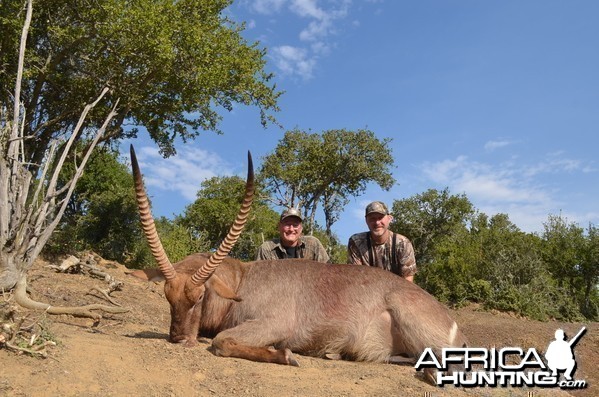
[1,3,129,325]
[13,276,128,320]
[48,253,126,307]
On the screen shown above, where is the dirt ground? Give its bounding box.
[1,256,597,397]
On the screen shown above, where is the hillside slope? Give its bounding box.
[1,256,596,396]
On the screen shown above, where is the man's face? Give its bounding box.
[278,217,303,247]
[365,213,392,238]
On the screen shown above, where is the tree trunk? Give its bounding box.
[0,251,26,291]
[0,1,126,322]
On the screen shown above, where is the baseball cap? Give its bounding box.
[365,201,389,217]
[280,207,303,222]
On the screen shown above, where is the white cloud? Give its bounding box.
[249,0,287,14]
[523,154,585,177]
[135,146,233,201]
[419,152,596,233]
[299,19,331,41]
[420,156,555,232]
[290,0,327,20]
[293,0,350,42]
[310,40,331,55]
[244,0,353,79]
[421,156,552,205]
[271,45,317,80]
[484,140,512,151]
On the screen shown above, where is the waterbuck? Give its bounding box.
[129,145,466,378]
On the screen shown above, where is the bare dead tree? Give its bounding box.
[0,0,127,319]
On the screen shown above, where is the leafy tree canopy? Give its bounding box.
[1,0,281,166]
[542,215,598,318]
[260,128,395,235]
[46,145,140,263]
[391,188,475,264]
[178,175,279,260]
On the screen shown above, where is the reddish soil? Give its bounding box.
[1,256,597,397]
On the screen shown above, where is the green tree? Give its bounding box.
[179,175,279,260]
[44,145,211,268]
[46,146,140,262]
[130,216,211,268]
[469,214,565,320]
[0,0,280,316]
[428,211,584,321]
[392,189,588,321]
[260,129,395,236]
[582,224,599,318]
[1,31,123,317]
[542,215,598,320]
[1,0,281,167]
[542,215,586,287]
[391,188,475,265]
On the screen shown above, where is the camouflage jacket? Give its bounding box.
[347,231,417,277]
[255,235,330,263]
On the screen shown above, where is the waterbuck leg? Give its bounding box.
[211,336,299,366]
[387,355,416,365]
[210,321,299,366]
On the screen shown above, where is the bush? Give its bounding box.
[481,274,584,322]
[127,217,210,269]
[466,279,493,303]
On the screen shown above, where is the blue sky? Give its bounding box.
[129,0,599,245]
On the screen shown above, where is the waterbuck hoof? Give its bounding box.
[183,339,198,348]
[285,349,300,367]
[325,353,343,361]
[422,368,437,386]
[388,355,415,365]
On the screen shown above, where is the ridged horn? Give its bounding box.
[190,151,254,285]
[130,145,176,280]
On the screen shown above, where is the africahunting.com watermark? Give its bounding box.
[415,327,587,389]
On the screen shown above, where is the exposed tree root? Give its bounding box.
[2,252,130,358]
[13,276,129,320]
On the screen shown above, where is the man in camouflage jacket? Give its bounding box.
[256,208,330,263]
[347,201,417,282]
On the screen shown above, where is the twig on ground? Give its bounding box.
[87,286,121,306]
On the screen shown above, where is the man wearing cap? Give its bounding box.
[256,208,330,262]
[347,201,417,282]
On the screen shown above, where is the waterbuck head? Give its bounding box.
[130,145,254,346]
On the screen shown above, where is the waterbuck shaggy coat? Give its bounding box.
[129,145,467,377]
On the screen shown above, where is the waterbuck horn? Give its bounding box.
[190,151,254,285]
[130,145,177,280]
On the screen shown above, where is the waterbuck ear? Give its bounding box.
[128,268,166,282]
[207,274,242,302]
